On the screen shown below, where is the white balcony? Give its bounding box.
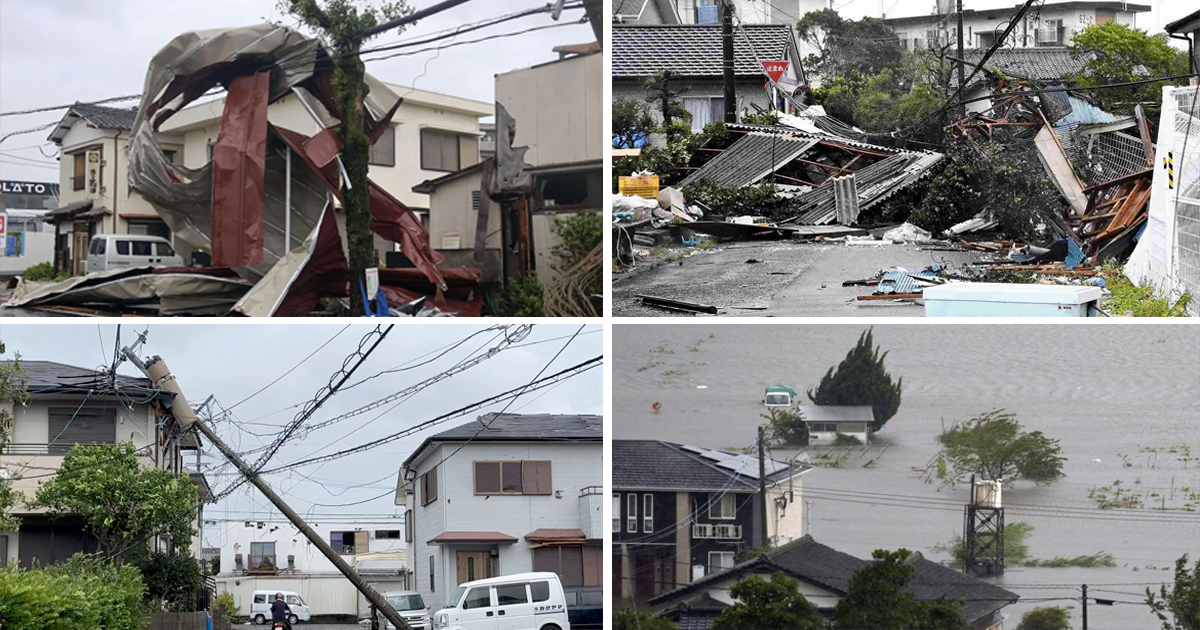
[692,523,742,540]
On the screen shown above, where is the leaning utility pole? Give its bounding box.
[721,0,737,123]
[956,0,966,119]
[758,426,769,546]
[122,349,411,630]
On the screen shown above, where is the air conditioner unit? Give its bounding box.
[692,524,713,539]
[234,553,244,572]
[715,524,741,538]
[287,555,295,571]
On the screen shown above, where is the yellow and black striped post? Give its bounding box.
[1165,151,1175,190]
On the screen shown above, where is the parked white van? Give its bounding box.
[434,572,570,630]
[379,590,432,630]
[85,234,183,274]
[250,590,311,625]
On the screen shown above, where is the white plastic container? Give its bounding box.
[923,283,1101,317]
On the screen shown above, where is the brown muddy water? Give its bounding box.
[613,324,1200,630]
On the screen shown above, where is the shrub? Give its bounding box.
[0,553,146,630]
[835,433,863,446]
[213,591,239,626]
[137,551,202,612]
[482,273,544,317]
[21,262,68,283]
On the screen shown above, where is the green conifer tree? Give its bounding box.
[807,328,902,431]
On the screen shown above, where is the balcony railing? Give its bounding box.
[693,523,743,540]
[579,485,603,497]
[247,554,277,575]
[1,443,70,456]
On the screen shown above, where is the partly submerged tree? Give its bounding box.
[833,549,970,630]
[712,571,825,630]
[762,407,809,447]
[808,328,903,431]
[0,341,29,532]
[278,0,414,315]
[936,410,1065,486]
[1016,607,1072,630]
[1070,23,1190,116]
[1146,554,1200,630]
[31,442,198,562]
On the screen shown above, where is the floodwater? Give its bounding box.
[614,324,1200,630]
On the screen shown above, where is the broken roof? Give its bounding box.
[680,132,821,189]
[614,440,809,492]
[48,103,140,144]
[650,535,1019,627]
[963,47,1088,83]
[612,24,795,78]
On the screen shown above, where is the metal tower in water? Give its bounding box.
[963,477,1005,578]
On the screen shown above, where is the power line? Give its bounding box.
[220,324,350,413]
[0,94,142,117]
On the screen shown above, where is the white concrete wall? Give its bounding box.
[408,440,602,611]
[215,574,357,617]
[766,473,806,545]
[0,232,54,274]
[218,519,406,577]
[893,5,1144,50]
[496,53,603,167]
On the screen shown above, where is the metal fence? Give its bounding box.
[1171,87,1200,303]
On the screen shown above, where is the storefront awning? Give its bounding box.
[427,531,518,545]
[43,200,111,224]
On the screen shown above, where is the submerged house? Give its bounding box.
[649,534,1019,630]
[802,406,875,445]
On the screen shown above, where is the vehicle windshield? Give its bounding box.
[446,587,467,609]
[387,594,425,611]
[765,393,790,405]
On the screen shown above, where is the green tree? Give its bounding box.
[795,9,903,82]
[1070,23,1189,115]
[279,0,413,315]
[1016,607,1072,630]
[613,96,656,148]
[936,410,1065,486]
[712,571,825,630]
[0,553,146,630]
[138,551,203,612]
[0,341,30,532]
[644,70,691,146]
[1146,554,1200,630]
[807,328,902,430]
[613,608,676,630]
[833,549,970,630]
[31,442,199,562]
[762,407,809,447]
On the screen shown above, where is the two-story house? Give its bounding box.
[0,360,209,567]
[212,518,408,619]
[612,440,812,606]
[399,413,603,611]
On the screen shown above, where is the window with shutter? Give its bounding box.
[475,460,551,495]
[369,125,396,167]
[73,154,85,191]
[48,407,116,453]
[421,467,438,506]
[521,461,552,495]
[421,129,461,172]
[501,462,523,493]
[474,462,501,494]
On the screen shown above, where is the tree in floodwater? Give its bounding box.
[935,410,1065,487]
[762,407,809,446]
[1016,607,1071,630]
[807,328,902,431]
[1146,554,1200,630]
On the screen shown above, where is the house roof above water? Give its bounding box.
[613,439,810,491]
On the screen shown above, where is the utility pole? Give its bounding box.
[758,425,769,547]
[122,350,412,630]
[722,0,737,123]
[1082,584,1089,630]
[956,0,966,119]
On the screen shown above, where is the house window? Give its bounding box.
[695,0,718,24]
[161,149,179,165]
[370,124,396,167]
[810,422,838,432]
[429,555,435,592]
[375,530,401,540]
[708,493,735,520]
[466,556,477,582]
[626,493,637,532]
[612,494,621,532]
[473,461,552,495]
[682,97,723,133]
[249,541,276,573]
[421,128,460,172]
[73,153,86,191]
[421,467,438,506]
[643,494,654,533]
[48,406,116,453]
[330,531,356,554]
[405,518,413,543]
[533,545,602,587]
[708,551,735,574]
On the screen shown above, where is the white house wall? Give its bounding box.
[495,54,603,167]
[217,519,406,577]
[410,441,602,611]
[215,574,359,617]
[766,473,806,545]
[666,567,842,612]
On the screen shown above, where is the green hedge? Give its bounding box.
[0,554,146,630]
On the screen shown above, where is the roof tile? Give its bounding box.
[613,24,794,78]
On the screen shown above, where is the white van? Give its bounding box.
[250,590,311,625]
[85,234,183,274]
[434,572,570,630]
[379,590,432,630]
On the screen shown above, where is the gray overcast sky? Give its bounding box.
[0,322,603,546]
[0,0,597,181]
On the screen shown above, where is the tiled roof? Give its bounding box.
[650,535,1019,627]
[2,360,154,395]
[70,103,139,130]
[963,47,1088,82]
[404,413,601,468]
[612,0,645,16]
[613,24,794,78]
[613,440,806,491]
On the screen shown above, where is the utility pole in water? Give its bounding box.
[758,426,769,546]
[722,0,737,123]
[1082,584,1089,630]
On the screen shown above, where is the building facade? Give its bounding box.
[400,413,603,611]
[0,361,208,568]
[882,1,1149,52]
[612,440,811,606]
[613,0,826,26]
[0,180,58,274]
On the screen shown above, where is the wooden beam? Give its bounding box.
[1135,104,1155,167]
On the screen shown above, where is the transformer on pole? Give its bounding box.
[963,476,1005,578]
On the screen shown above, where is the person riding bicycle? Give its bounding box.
[271,593,292,629]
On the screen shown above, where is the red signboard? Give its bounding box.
[761,60,789,83]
